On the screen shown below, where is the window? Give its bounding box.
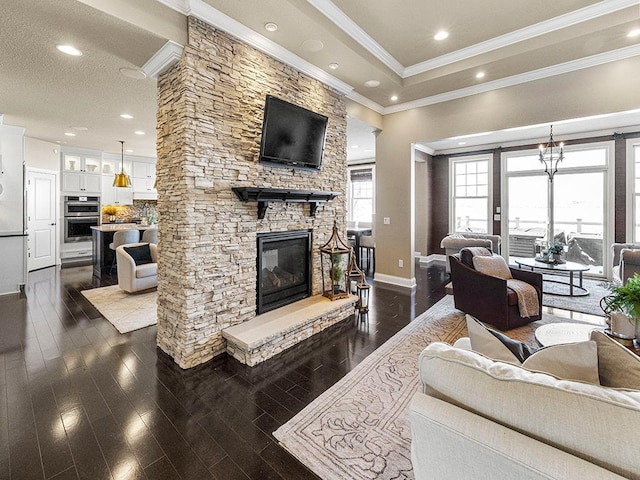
[627,139,640,241]
[503,142,612,276]
[450,155,491,233]
[347,166,374,223]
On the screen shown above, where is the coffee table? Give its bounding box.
[515,258,589,297]
[534,322,603,347]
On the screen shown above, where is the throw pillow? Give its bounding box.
[466,315,536,364]
[472,254,513,280]
[459,246,492,269]
[466,315,600,384]
[522,341,600,384]
[589,329,640,389]
[123,244,153,265]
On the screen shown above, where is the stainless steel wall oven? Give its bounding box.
[63,196,100,243]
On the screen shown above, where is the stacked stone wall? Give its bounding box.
[155,17,347,368]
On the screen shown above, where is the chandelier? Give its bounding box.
[538,125,564,181]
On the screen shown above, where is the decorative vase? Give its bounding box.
[548,252,554,263]
[610,312,636,339]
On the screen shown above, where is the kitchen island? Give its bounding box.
[91,224,157,277]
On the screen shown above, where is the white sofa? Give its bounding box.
[440,233,501,273]
[116,242,158,293]
[410,342,639,480]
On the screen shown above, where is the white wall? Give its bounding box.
[25,137,59,170]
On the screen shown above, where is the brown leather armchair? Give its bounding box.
[449,252,543,331]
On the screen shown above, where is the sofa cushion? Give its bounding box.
[473,254,512,280]
[419,342,640,479]
[123,244,153,265]
[589,329,640,389]
[466,315,599,384]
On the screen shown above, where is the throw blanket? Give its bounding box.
[507,279,539,318]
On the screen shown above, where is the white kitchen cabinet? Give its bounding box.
[101,175,133,206]
[61,151,101,194]
[132,159,157,199]
[62,171,101,193]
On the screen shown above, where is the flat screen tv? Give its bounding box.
[259,95,328,171]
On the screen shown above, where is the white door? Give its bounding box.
[27,170,57,271]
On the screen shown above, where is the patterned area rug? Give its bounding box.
[273,295,596,480]
[81,285,157,334]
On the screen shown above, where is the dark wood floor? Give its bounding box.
[0,260,448,480]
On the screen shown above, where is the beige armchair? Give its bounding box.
[612,243,640,284]
[116,242,158,293]
[441,233,501,273]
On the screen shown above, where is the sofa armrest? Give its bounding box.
[150,243,158,263]
[620,248,640,266]
[511,267,543,291]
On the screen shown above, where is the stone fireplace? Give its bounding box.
[155,17,351,369]
[257,230,312,314]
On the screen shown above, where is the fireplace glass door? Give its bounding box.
[257,230,312,314]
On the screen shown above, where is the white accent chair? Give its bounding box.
[116,242,158,293]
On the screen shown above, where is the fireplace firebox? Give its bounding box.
[257,230,312,314]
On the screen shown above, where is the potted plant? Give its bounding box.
[601,273,640,341]
[331,255,345,294]
[548,242,565,263]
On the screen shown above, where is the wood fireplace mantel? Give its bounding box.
[232,187,340,219]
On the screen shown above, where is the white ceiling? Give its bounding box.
[2,0,639,159]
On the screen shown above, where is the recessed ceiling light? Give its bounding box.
[328,63,339,70]
[458,141,467,145]
[125,149,134,153]
[628,28,640,38]
[264,22,278,32]
[351,145,359,149]
[390,95,398,101]
[434,31,449,41]
[119,68,147,80]
[71,126,88,131]
[302,39,324,52]
[64,132,76,137]
[364,80,380,88]
[56,44,82,56]
[134,131,145,135]
[120,113,134,119]
[475,71,486,79]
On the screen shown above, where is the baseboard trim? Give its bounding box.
[373,273,417,290]
[418,254,445,264]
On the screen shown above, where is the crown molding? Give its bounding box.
[142,40,184,79]
[154,0,354,96]
[345,91,385,115]
[414,144,435,156]
[384,43,640,115]
[403,0,638,77]
[306,0,404,76]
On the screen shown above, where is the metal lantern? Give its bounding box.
[320,220,352,301]
[346,248,370,315]
[357,281,371,315]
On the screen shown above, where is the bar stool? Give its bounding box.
[359,234,375,275]
[109,229,140,274]
[141,227,157,244]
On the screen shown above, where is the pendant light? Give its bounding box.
[113,140,131,187]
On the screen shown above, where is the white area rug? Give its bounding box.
[81,285,157,334]
[273,295,593,480]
